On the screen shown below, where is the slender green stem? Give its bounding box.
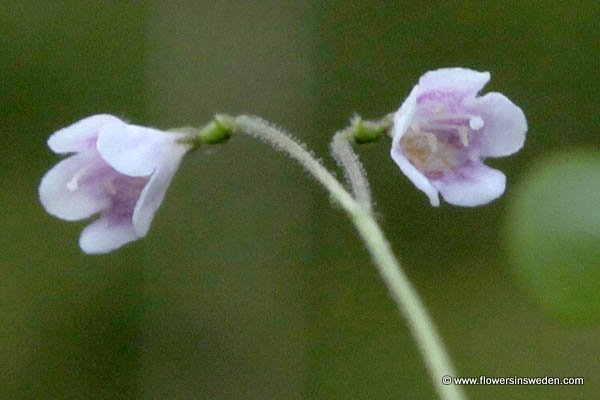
[330,128,373,212]
[232,115,467,400]
[233,115,359,213]
[349,211,465,400]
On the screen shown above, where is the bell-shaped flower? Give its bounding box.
[39,114,192,254]
[391,68,527,207]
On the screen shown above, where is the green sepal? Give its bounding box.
[174,114,236,151]
[198,114,235,144]
[351,116,389,144]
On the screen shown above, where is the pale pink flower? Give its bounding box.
[391,68,527,206]
[39,114,191,254]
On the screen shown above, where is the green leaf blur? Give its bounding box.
[506,152,600,325]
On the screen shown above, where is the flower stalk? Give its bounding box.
[330,127,373,212]
[329,113,396,211]
[229,114,467,400]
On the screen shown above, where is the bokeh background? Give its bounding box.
[1,1,598,399]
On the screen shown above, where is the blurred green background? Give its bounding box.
[1,1,598,399]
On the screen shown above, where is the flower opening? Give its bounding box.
[391,68,527,207]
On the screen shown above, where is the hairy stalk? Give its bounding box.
[233,115,358,212]
[232,115,467,400]
[330,128,373,212]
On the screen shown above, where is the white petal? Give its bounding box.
[47,114,123,154]
[418,68,490,97]
[391,86,419,149]
[97,123,188,177]
[466,92,527,157]
[132,144,188,236]
[39,153,110,221]
[432,162,506,207]
[79,216,139,254]
[390,146,440,206]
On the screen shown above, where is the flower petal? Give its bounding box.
[391,146,440,206]
[39,153,110,221]
[432,162,506,207]
[79,215,139,254]
[47,114,123,154]
[391,86,419,149]
[466,92,527,157]
[132,145,188,236]
[418,68,490,98]
[97,123,188,177]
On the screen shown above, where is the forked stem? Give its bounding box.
[231,115,467,400]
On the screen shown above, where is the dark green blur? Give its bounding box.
[1,1,598,399]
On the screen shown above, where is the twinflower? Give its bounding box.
[39,114,191,253]
[391,68,527,206]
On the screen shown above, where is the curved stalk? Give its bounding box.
[232,115,467,400]
[330,128,373,212]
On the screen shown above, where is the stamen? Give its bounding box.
[429,112,479,123]
[419,123,460,135]
[400,122,465,174]
[458,127,469,147]
[469,116,484,130]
